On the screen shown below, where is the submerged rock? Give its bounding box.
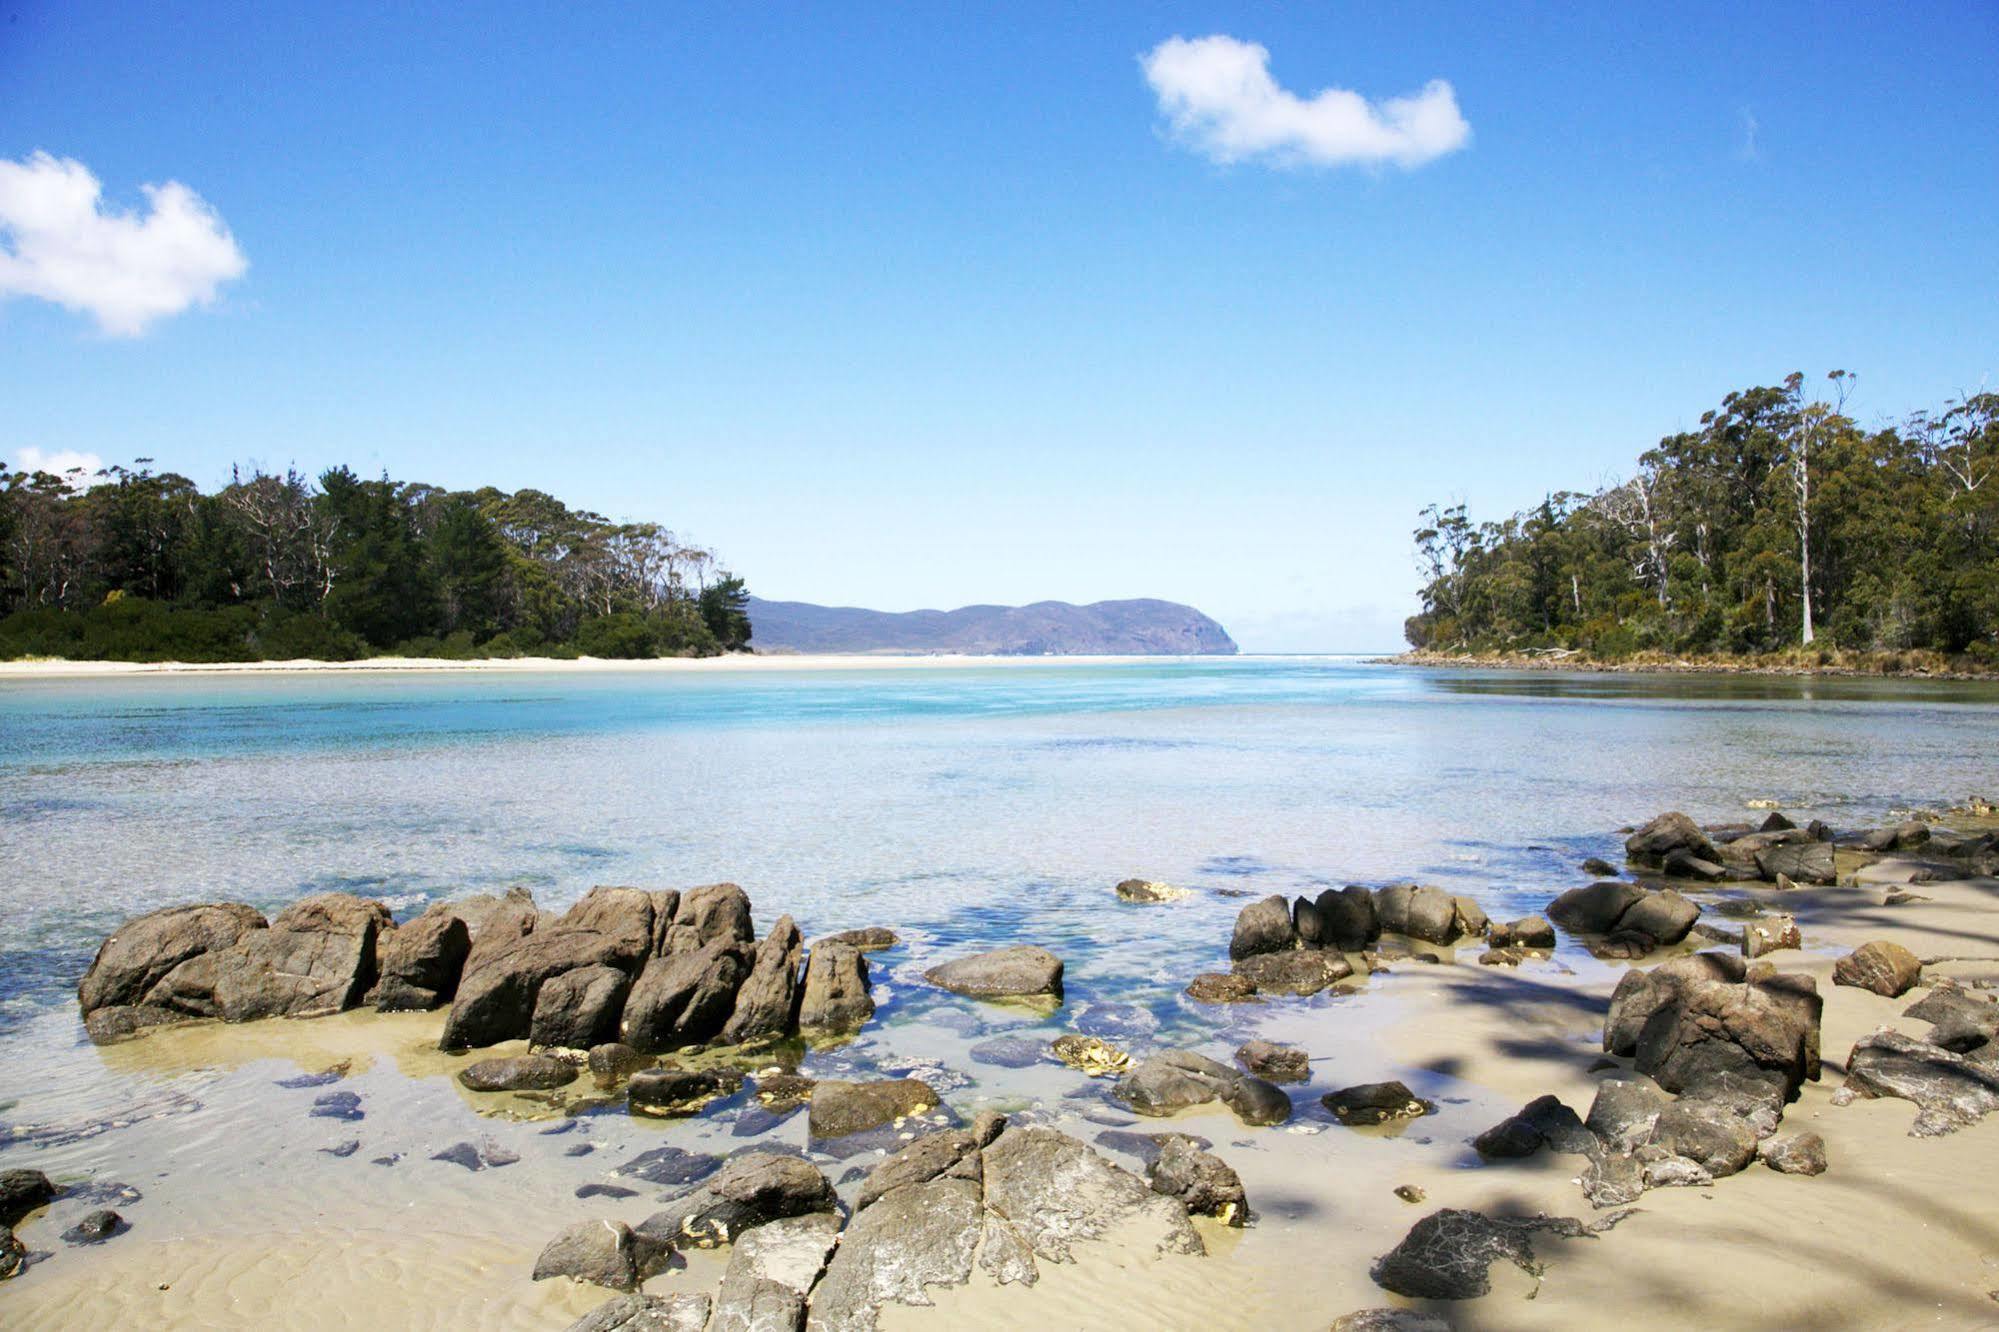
[1185,972,1260,1004]
[808,1078,939,1139]
[1235,1039,1309,1083]
[1231,949,1351,995]
[1116,878,1192,903]
[923,946,1063,1001]
[458,1053,579,1093]
[1050,1033,1131,1077]
[60,1209,124,1244]
[628,1067,743,1117]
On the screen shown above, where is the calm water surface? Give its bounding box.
[0,657,1995,1260]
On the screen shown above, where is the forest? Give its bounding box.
[0,462,752,661]
[1406,375,1999,668]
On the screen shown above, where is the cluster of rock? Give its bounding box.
[75,885,886,1058]
[1627,807,1997,888]
[549,1119,1234,1330]
[1835,979,1999,1136]
[1466,949,1827,1208]
[1545,880,1700,959]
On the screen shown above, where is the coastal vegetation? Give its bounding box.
[0,461,751,660]
[1405,376,1999,669]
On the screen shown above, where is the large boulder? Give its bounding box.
[659,883,754,956]
[1113,1051,1238,1116]
[373,906,472,1011]
[531,964,632,1050]
[455,888,543,974]
[808,1078,939,1139]
[856,1130,982,1212]
[1584,1078,1668,1154]
[146,893,391,1023]
[1235,1039,1309,1083]
[806,1176,983,1328]
[720,916,803,1045]
[1832,941,1922,997]
[1647,1099,1758,1177]
[1603,952,1746,1056]
[618,938,753,1053]
[1315,886,1380,950]
[1756,841,1836,886]
[77,903,268,1016]
[796,943,873,1033]
[1402,886,1460,945]
[1229,895,1296,960]
[560,887,661,960]
[0,1170,56,1227]
[1625,812,1719,867]
[923,946,1063,1001]
[1632,964,1822,1103]
[1489,916,1556,950]
[442,924,651,1050]
[981,1126,1202,1263]
[1548,881,1646,934]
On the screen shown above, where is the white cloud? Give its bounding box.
[0,152,248,337]
[10,447,106,488]
[1142,35,1470,170]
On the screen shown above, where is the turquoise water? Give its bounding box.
[3,658,1996,1035]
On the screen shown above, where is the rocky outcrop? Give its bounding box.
[636,1153,837,1251]
[619,940,753,1053]
[1837,1029,1999,1136]
[1316,886,1381,950]
[1147,1134,1247,1225]
[77,902,268,1017]
[533,1219,673,1291]
[808,1078,939,1139]
[1624,812,1719,868]
[720,916,803,1045]
[531,964,632,1050]
[443,923,649,1050]
[1547,882,1699,950]
[141,893,391,1024]
[797,943,873,1034]
[1231,949,1351,995]
[710,1212,839,1332]
[1833,941,1922,997]
[923,946,1063,1001]
[373,907,471,1011]
[1613,954,1822,1103]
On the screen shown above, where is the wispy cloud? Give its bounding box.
[1141,35,1470,170]
[0,152,248,337]
[1738,108,1761,163]
[10,446,107,487]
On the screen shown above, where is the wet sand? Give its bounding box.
[8,859,1999,1330]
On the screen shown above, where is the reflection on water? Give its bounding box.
[0,657,1995,1272]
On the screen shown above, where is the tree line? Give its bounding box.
[1406,375,1999,666]
[0,461,752,661]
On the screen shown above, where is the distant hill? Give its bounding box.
[746,597,1238,656]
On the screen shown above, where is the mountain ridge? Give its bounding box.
[746,596,1237,656]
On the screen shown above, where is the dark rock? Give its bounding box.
[77,902,267,1015]
[442,924,652,1050]
[321,1140,361,1158]
[1371,1209,1543,1300]
[531,964,632,1051]
[534,1218,674,1291]
[659,883,755,957]
[638,1152,836,1251]
[816,926,898,952]
[1548,881,1645,934]
[1324,1081,1436,1126]
[1049,1033,1132,1077]
[1384,884,1459,944]
[310,1090,363,1122]
[1589,931,1657,960]
[1116,879,1192,904]
[1093,1128,1208,1167]
[1833,941,1922,997]
[60,1209,124,1244]
[588,1042,655,1088]
[1625,812,1719,867]
[1291,894,1327,946]
[148,894,389,1023]
[1473,1114,1545,1158]
[1759,1131,1828,1175]
[1633,965,1822,1103]
[1231,949,1351,995]
[1113,1052,1238,1116]
[1472,1094,1589,1159]
[373,906,471,1011]
[1222,1075,1292,1126]
[1229,895,1297,960]
[720,916,803,1045]
[0,1170,56,1227]
[808,1078,939,1139]
[576,1183,635,1199]
[1617,890,1700,945]
[619,939,753,1053]
[1314,885,1380,950]
[796,942,873,1033]
[923,946,1063,1001]
[614,1145,724,1187]
[1840,1029,1999,1135]
[628,1067,742,1116]
[431,1140,517,1171]
[1149,1133,1247,1225]
[1451,895,1491,940]
[1585,1078,1667,1154]
[458,1053,578,1093]
[856,1129,980,1211]
[1235,1039,1309,1083]
[1489,915,1556,949]
[561,887,661,960]
[1905,984,1999,1053]
[709,1212,838,1332]
[1185,972,1260,1003]
[1662,849,1728,882]
[1602,951,1746,1056]
[1756,841,1836,886]
[1581,858,1619,877]
[1648,1099,1757,1177]
[751,1072,816,1112]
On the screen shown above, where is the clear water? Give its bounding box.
[0,657,1995,1293]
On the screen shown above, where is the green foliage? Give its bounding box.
[1408,378,1999,663]
[0,460,748,662]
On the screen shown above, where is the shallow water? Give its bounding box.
[1,658,1996,1324]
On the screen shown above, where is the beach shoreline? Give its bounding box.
[1385,647,1999,681]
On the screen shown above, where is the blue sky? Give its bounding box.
[3,3,1995,650]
